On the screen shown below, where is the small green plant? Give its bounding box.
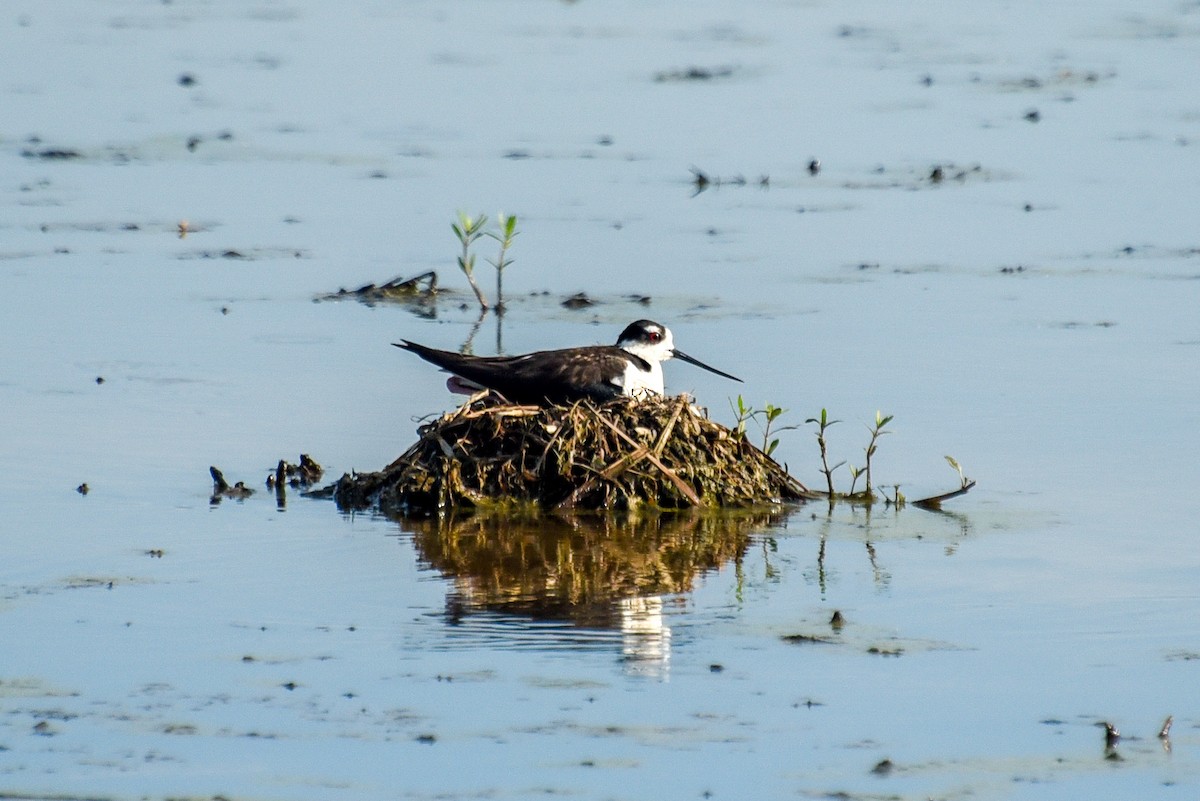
[452,211,490,310]
[452,211,521,312]
[862,410,893,495]
[731,395,753,439]
[847,464,862,496]
[486,213,518,313]
[730,398,798,457]
[805,408,844,497]
[804,408,914,505]
[757,403,797,457]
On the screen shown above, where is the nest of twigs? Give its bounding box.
[332,394,812,513]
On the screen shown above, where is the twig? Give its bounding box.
[1159,715,1174,739]
[653,396,688,456]
[592,410,702,506]
[557,445,651,509]
[912,480,976,509]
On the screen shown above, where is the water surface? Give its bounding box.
[2,1,1199,798]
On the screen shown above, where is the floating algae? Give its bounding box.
[332,394,813,514]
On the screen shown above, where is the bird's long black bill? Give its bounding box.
[672,350,743,383]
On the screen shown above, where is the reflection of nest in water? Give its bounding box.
[404,511,775,626]
[333,395,810,513]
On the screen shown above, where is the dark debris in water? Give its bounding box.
[561,292,595,309]
[181,247,308,261]
[654,65,736,82]
[329,394,813,514]
[689,166,770,194]
[22,148,83,161]
[267,454,324,491]
[210,456,324,508]
[210,466,253,504]
[316,271,659,317]
[316,271,439,307]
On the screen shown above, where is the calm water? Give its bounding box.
[2,1,1199,799]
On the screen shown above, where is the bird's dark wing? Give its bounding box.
[503,346,638,404]
[394,341,641,405]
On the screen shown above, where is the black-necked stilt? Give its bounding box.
[394,319,741,405]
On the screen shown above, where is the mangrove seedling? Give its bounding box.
[757,403,797,457]
[730,397,797,457]
[847,464,862,496]
[862,411,893,495]
[452,211,490,310]
[805,408,844,497]
[486,213,518,313]
[731,395,753,440]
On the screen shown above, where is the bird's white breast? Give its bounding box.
[614,359,664,400]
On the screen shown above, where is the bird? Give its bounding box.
[393,319,741,405]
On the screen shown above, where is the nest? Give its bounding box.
[332,394,811,513]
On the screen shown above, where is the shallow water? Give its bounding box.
[3,1,1200,798]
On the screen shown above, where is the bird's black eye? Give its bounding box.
[647,330,661,342]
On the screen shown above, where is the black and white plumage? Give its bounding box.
[393,320,741,406]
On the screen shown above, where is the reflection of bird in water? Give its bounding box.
[394,319,741,405]
[620,596,672,677]
[404,510,765,633]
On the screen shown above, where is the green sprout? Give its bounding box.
[863,410,893,495]
[452,211,490,310]
[486,213,518,313]
[757,403,797,457]
[805,408,844,497]
[730,398,797,457]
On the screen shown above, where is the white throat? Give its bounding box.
[614,326,675,399]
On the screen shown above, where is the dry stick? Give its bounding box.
[557,445,652,509]
[912,479,977,509]
[593,412,702,506]
[533,418,568,474]
[653,396,687,457]
[461,405,540,421]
